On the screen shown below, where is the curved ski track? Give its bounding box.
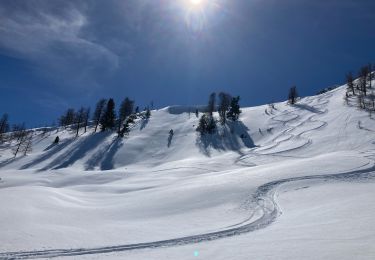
[1,163,374,259]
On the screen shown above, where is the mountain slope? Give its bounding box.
[1,84,375,259]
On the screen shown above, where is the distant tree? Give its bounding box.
[0,113,9,143]
[22,132,33,156]
[358,66,369,96]
[100,98,116,131]
[288,86,298,104]
[83,107,90,133]
[75,107,86,137]
[197,114,208,134]
[207,115,216,133]
[12,128,28,158]
[59,108,75,129]
[367,63,373,89]
[145,107,151,119]
[218,92,232,124]
[65,109,75,127]
[93,99,107,133]
[196,114,216,134]
[195,109,199,118]
[40,126,49,137]
[119,114,137,137]
[118,98,134,133]
[346,72,355,95]
[11,123,26,142]
[357,94,365,109]
[207,92,216,116]
[227,96,242,121]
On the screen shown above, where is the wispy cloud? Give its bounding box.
[0,0,120,89]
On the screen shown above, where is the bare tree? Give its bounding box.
[12,128,28,158]
[59,108,75,129]
[358,66,369,96]
[83,107,90,133]
[346,72,355,95]
[0,113,9,143]
[22,132,33,156]
[367,64,374,89]
[75,107,86,137]
[11,123,26,142]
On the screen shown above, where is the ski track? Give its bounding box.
[1,163,374,259]
[240,94,331,161]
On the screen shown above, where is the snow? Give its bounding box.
[1,83,375,259]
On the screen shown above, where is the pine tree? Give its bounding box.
[227,96,242,121]
[93,99,107,133]
[206,115,216,133]
[118,97,134,133]
[207,92,216,116]
[197,114,208,134]
[196,114,216,134]
[288,86,298,104]
[218,92,232,124]
[145,107,151,119]
[100,98,116,131]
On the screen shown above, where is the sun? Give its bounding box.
[190,0,203,6]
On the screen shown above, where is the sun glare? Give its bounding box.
[190,0,203,6]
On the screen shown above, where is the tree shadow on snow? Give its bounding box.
[39,132,111,171]
[196,120,254,157]
[140,118,149,130]
[85,137,123,171]
[20,138,75,170]
[293,103,324,114]
[0,156,23,168]
[100,138,124,170]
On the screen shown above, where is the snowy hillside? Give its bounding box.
[1,84,375,259]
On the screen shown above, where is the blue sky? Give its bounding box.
[0,0,374,127]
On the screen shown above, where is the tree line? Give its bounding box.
[58,97,151,138]
[345,64,374,110]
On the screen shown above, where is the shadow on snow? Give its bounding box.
[196,120,254,156]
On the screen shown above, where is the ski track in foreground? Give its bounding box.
[1,163,374,259]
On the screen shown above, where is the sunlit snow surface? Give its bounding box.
[1,84,375,259]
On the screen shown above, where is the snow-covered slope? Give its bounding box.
[1,84,375,259]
